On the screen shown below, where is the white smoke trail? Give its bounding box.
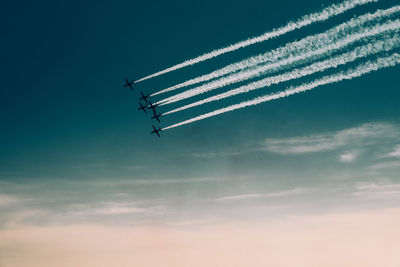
[136,0,377,83]
[162,53,400,130]
[152,5,400,97]
[159,18,400,105]
[163,33,400,115]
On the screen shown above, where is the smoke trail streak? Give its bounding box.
[136,0,377,83]
[162,53,400,130]
[163,33,400,115]
[152,5,400,97]
[159,18,400,105]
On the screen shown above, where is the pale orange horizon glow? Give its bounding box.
[1,208,400,267]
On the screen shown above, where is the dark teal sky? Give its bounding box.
[1,0,400,227]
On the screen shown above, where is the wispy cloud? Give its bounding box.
[127,177,222,185]
[265,187,315,197]
[214,194,265,202]
[93,177,224,187]
[213,187,314,202]
[386,145,400,158]
[0,194,21,206]
[263,135,340,154]
[339,151,359,163]
[69,202,167,216]
[191,151,246,158]
[261,122,399,155]
[369,160,400,170]
[353,182,400,199]
[1,209,48,227]
[92,205,145,215]
[188,123,399,165]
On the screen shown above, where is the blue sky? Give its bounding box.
[1,0,400,265]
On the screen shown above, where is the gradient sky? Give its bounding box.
[1,0,400,266]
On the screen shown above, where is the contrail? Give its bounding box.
[136,0,377,83]
[163,33,400,115]
[153,5,400,98]
[158,18,400,105]
[162,53,400,130]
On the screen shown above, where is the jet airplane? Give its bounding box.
[138,102,147,114]
[151,111,162,123]
[147,101,159,112]
[139,91,150,103]
[151,125,162,137]
[124,79,135,90]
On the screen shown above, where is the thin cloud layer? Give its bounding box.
[0,194,21,206]
[353,182,400,199]
[339,151,359,162]
[370,160,400,170]
[68,202,167,216]
[261,122,399,155]
[213,187,314,202]
[387,145,400,158]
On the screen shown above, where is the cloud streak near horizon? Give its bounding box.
[261,122,400,154]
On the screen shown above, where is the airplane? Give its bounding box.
[124,78,135,90]
[137,102,147,114]
[151,125,162,137]
[151,111,162,123]
[147,101,159,112]
[139,91,150,103]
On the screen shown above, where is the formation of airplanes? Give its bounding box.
[124,78,162,137]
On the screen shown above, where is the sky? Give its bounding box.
[1,0,400,266]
